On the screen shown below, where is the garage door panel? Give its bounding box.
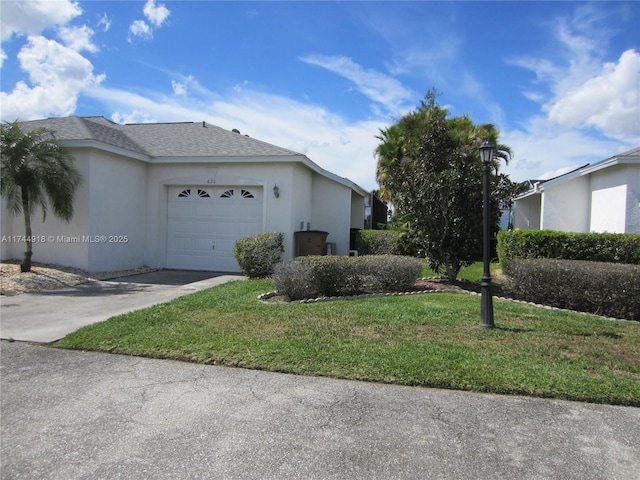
[193,221,214,234]
[167,236,193,251]
[167,186,263,272]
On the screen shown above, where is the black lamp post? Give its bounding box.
[479,140,495,328]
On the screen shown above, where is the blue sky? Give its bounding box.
[1,1,638,191]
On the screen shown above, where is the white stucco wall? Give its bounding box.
[350,191,365,230]
[623,164,640,233]
[85,150,148,272]
[0,148,91,270]
[541,176,590,232]
[311,174,352,255]
[589,164,629,233]
[2,146,367,271]
[145,160,317,268]
[513,194,541,230]
[290,164,313,256]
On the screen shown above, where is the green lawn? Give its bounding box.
[55,278,640,406]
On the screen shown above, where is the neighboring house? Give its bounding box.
[1,116,368,273]
[513,147,640,234]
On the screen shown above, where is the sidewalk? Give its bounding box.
[2,341,639,479]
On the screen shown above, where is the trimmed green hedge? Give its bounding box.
[355,230,401,255]
[503,258,640,321]
[233,232,284,278]
[497,230,640,265]
[272,255,422,300]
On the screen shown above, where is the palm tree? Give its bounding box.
[1,120,82,272]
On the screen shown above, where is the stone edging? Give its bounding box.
[258,277,633,323]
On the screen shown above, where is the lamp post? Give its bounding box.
[479,140,495,328]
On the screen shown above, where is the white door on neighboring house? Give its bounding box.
[166,186,263,271]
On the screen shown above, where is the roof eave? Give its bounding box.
[59,139,151,162]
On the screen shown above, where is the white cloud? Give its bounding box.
[503,4,638,181]
[171,80,187,96]
[143,0,170,28]
[545,49,640,144]
[300,53,415,117]
[84,83,383,190]
[129,20,152,41]
[0,48,6,68]
[500,116,621,182]
[0,0,82,41]
[97,13,112,33]
[171,75,198,96]
[128,0,170,41]
[0,36,104,121]
[57,25,97,53]
[112,111,157,125]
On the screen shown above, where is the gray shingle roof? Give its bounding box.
[17,116,302,158]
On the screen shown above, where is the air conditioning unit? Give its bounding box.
[348,250,358,257]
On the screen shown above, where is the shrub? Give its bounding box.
[233,232,284,278]
[271,255,422,300]
[361,255,422,292]
[503,258,640,321]
[356,230,401,255]
[272,260,316,300]
[497,230,640,265]
[299,255,366,297]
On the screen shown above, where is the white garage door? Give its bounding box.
[167,186,263,272]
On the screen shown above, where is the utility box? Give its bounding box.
[295,230,329,256]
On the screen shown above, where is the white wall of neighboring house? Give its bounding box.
[589,163,631,233]
[624,164,640,233]
[513,153,640,234]
[513,194,541,230]
[541,175,590,232]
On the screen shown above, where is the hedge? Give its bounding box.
[497,230,640,265]
[233,232,284,278]
[502,258,640,321]
[272,255,422,300]
[355,230,401,255]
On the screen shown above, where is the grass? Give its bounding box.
[55,277,640,406]
[420,260,496,281]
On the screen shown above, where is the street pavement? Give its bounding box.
[2,341,639,480]
[1,269,639,479]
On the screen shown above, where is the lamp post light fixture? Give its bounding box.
[479,140,495,329]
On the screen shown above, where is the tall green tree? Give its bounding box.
[1,121,82,272]
[375,92,514,281]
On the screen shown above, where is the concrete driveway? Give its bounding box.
[0,270,244,343]
[2,341,639,479]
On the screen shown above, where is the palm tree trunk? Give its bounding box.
[20,189,33,273]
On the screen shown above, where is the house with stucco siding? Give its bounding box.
[0,116,368,273]
[513,147,640,234]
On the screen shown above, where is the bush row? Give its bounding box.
[355,230,401,255]
[502,258,640,321]
[497,230,640,265]
[233,232,284,278]
[272,255,422,300]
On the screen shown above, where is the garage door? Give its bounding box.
[167,186,263,272]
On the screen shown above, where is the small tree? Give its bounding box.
[1,121,82,272]
[376,91,513,282]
